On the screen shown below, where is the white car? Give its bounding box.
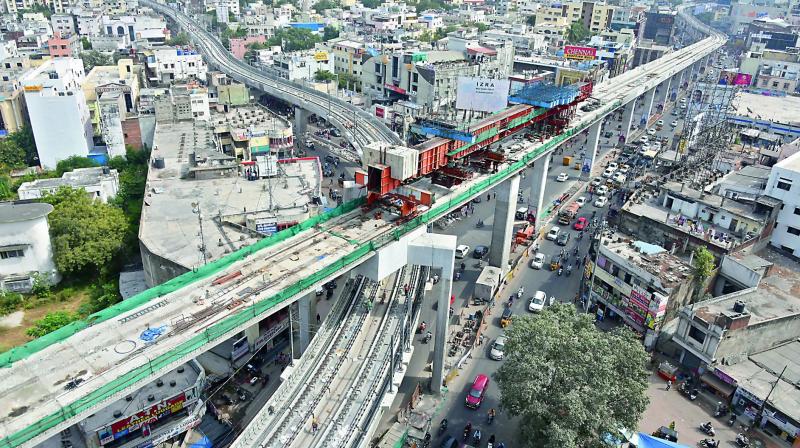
[602,167,615,178]
[680,103,687,110]
[556,173,569,182]
[594,196,609,207]
[590,177,603,187]
[546,226,561,241]
[530,252,546,269]
[607,162,618,171]
[671,120,678,128]
[455,244,470,259]
[612,172,627,184]
[656,120,664,127]
[575,196,587,208]
[618,164,630,174]
[639,136,649,144]
[528,290,547,312]
[647,128,656,136]
[596,185,609,196]
[489,335,508,360]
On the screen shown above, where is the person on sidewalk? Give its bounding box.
[666,380,672,391]
[311,415,319,433]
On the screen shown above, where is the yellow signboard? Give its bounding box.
[23,85,42,92]
[314,51,328,61]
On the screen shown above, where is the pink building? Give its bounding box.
[230,35,267,60]
[47,33,80,59]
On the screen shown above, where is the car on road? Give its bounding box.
[647,128,656,136]
[594,196,609,207]
[440,436,459,448]
[455,245,470,259]
[612,172,627,184]
[489,335,508,360]
[546,226,561,240]
[573,217,587,230]
[465,373,490,408]
[590,177,603,187]
[472,196,482,203]
[607,162,618,171]
[596,185,608,196]
[330,128,342,137]
[603,131,614,138]
[671,109,679,116]
[602,167,615,178]
[530,252,546,269]
[556,232,571,246]
[639,136,649,144]
[528,290,547,312]
[680,103,687,110]
[473,245,489,259]
[618,164,630,174]
[575,196,587,208]
[657,120,664,128]
[671,120,678,128]
[556,172,569,182]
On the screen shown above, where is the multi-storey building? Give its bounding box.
[50,13,77,36]
[154,84,210,122]
[21,58,94,169]
[765,151,800,257]
[271,50,335,82]
[0,202,60,293]
[642,10,676,46]
[144,48,208,84]
[534,0,615,34]
[47,32,81,58]
[0,56,31,134]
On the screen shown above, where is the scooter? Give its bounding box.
[699,422,715,437]
[558,267,563,276]
[438,419,448,435]
[735,434,749,448]
[699,439,719,448]
[423,331,432,343]
[472,429,482,445]
[517,287,524,299]
[728,414,737,426]
[689,389,698,401]
[476,220,485,228]
[566,266,572,276]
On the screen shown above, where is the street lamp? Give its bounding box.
[191,202,207,266]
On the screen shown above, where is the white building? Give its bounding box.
[101,15,168,43]
[0,202,60,293]
[271,50,334,81]
[51,13,77,36]
[22,58,93,170]
[765,151,800,257]
[154,85,210,122]
[145,48,208,84]
[18,167,120,203]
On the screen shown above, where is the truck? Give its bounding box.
[558,202,580,225]
[474,266,502,302]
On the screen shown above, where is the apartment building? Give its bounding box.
[47,32,81,58]
[534,0,615,34]
[765,151,800,257]
[145,48,208,84]
[0,56,31,134]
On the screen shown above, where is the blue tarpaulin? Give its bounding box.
[189,436,212,448]
[637,433,690,448]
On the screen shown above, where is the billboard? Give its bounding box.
[98,393,187,444]
[455,77,510,113]
[718,71,752,86]
[563,45,597,61]
[313,51,328,61]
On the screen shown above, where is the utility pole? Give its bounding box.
[191,202,207,265]
[752,364,787,432]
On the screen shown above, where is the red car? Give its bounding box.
[573,217,587,231]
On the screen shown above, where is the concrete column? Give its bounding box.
[584,120,602,177]
[640,88,656,126]
[621,99,636,143]
[294,106,310,140]
[656,78,671,111]
[489,175,520,273]
[245,323,260,348]
[530,157,550,235]
[297,292,316,355]
[432,275,453,393]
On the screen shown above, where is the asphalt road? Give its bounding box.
[399,92,692,447]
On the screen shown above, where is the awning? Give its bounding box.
[700,372,736,397]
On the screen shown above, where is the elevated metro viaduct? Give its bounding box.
[0,4,725,447]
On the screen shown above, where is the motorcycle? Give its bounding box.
[463,423,472,442]
[454,271,461,281]
[566,266,572,276]
[699,422,715,437]
[699,439,719,448]
[488,435,496,448]
[517,287,524,299]
[728,414,737,426]
[423,331,432,343]
[476,220,485,228]
[472,429,482,445]
[689,389,698,401]
[735,434,750,448]
[438,419,448,435]
[714,404,729,417]
[557,267,563,276]
[417,322,427,334]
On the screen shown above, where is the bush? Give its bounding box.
[26,311,78,338]
[31,273,51,298]
[0,292,23,315]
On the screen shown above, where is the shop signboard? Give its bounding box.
[231,336,249,361]
[628,287,650,311]
[253,318,289,351]
[99,393,187,444]
[455,77,510,113]
[563,45,597,61]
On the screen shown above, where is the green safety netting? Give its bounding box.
[1,101,621,448]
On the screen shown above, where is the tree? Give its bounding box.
[496,304,650,448]
[473,22,490,32]
[526,15,536,26]
[0,139,26,169]
[81,37,92,50]
[26,311,78,338]
[361,0,381,7]
[167,31,190,46]
[43,187,128,274]
[313,0,338,12]
[323,25,340,41]
[566,21,590,44]
[55,156,99,176]
[267,28,321,51]
[315,69,336,82]
[418,30,433,42]
[692,246,715,300]
[80,50,113,71]
[7,125,37,166]
[433,24,457,41]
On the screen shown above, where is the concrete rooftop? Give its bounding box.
[734,91,800,126]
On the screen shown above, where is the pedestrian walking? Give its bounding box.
[316,313,321,324]
[487,194,491,201]
[666,380,672,391]
[311,415,319,433]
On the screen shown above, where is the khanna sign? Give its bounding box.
[564,45,597,61]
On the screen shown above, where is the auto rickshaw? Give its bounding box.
[500,308,513,328]
[549,256,560,271]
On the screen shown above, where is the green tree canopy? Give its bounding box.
[315,69,336,82]
[526,15,536,25]
[323,25,340,41]
[267,28,322,51]
[692,246,715,300]
[496,304,650,448]
[313,0,338,13]
[472,22,490,32]
[8,124,37,165]
[43,187,128,274]
[566,21,590,44]
[361,0,381,7]
[0,138,26,169]
[80,50,113,71]
[55,156,99,176]
[167,31,191,46]
[26,311,78,338]
[81,37,92,50]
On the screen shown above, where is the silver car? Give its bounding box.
[489,335,507,361]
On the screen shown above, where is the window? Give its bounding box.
[0,249,24,259]
[687,325,706,344]
[794,207,800,216]
[776,181,791,191]
[788,226,800,236]
[624,273,632,284]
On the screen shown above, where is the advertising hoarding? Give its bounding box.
[455,77,510,113]
[563,45,597,61]
[718,72,752,86]
[98,393,187,444]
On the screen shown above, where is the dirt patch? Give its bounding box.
[0,291,89,353]
[0,311,24,328]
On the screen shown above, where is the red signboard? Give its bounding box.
[375,106,385,118]
[384,84,407,94]
[99,392,187,443]
[564,45,597,61]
